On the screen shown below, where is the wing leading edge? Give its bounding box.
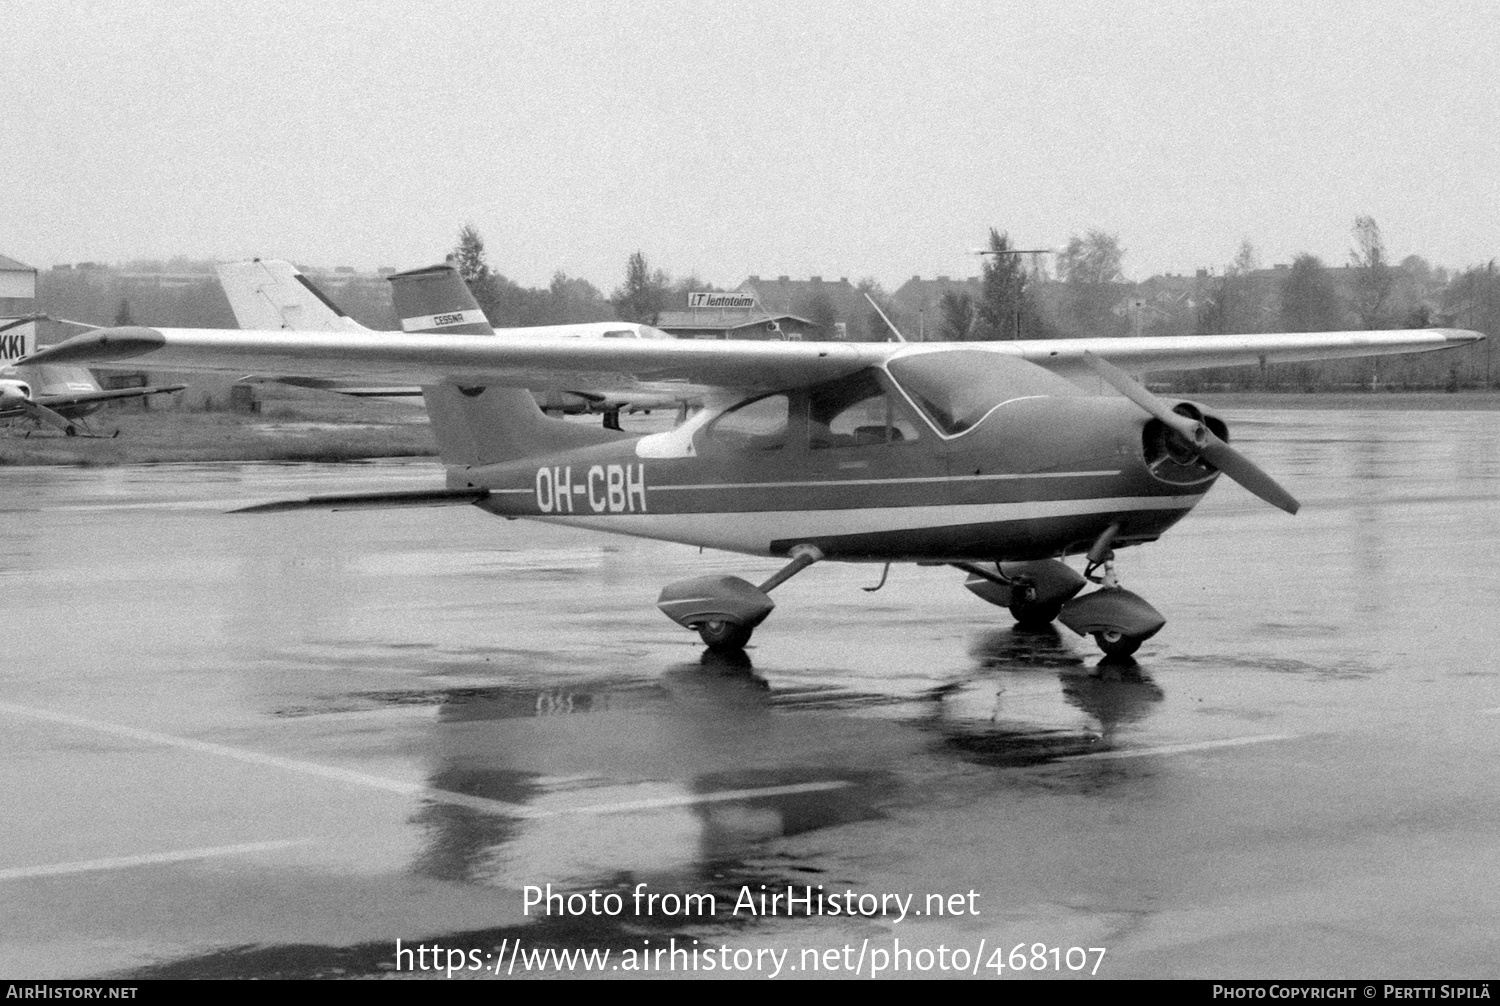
[23,325,1483,396]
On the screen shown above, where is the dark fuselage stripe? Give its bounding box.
[647,470,1122,492]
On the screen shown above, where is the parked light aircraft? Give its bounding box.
[216,259,683,425]
[24,314,1481,655]
[0,317,184,435]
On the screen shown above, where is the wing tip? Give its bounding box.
[22,327,166,366]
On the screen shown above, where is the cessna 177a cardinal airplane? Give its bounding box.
[23,304,1481,656]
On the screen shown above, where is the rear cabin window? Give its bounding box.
[707,393,790,451]
[886,350,1085,435]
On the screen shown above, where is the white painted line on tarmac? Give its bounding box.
[1064,733,1297,761]
[0,839,311,883]
[0,702,848,820]
[0,700,532,816]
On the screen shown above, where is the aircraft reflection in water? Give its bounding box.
[25,259,1483,656]
[404,652,890,899]
[931,626,1166,767]
[391,634,1163,899]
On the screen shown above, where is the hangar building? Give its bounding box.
[655,289,811,340]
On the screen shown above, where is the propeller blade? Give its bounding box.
[1082,352,1198,436]
[1196,437,1300,514]
[22,401,75,434]
[1082,351,1300,515]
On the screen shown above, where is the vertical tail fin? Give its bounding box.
[396,267,622,465]
[0,317,37,363]
[215,260,370,332]
[389,265,494,335]
[423,384,629,468]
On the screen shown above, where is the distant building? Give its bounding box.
[655,289,810,339]
[114,271,214,290]
[736,275,870,339]
[655,309,812,340]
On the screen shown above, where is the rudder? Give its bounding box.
[390,265,494,335]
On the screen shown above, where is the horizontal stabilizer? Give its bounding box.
[232,487,491,514]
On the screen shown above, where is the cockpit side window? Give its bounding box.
[706,393,790,451]
[808,370,920,449]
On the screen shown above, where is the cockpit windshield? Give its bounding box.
[886,350,1085,436]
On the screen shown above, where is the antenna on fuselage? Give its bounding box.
[864,293,907,343]
[737,289,784,339]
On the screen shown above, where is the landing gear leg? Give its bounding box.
[755,545,821,594]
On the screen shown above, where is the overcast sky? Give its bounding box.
[4,1,1496,289]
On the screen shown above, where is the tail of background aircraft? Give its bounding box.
[388,265,495,335]
[0,317,37,363]
[218,259,496,338]
[215,258,637,466]
[215,260,371,333]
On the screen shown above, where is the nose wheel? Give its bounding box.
[1052,525,1167,659]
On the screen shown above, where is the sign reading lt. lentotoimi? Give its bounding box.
[687,292,756,309]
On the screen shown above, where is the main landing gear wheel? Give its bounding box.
[697,619,753,651]
[1092,629,1143,658]
[1008,598,1063,627]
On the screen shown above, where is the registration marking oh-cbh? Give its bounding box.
[536,464,647,514]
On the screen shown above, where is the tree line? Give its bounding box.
[27,218,1500,390]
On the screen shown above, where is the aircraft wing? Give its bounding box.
[21,327,887,396]
[22,325,1482,396]
[34,384,188,409]
[1007,329,1483,384]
